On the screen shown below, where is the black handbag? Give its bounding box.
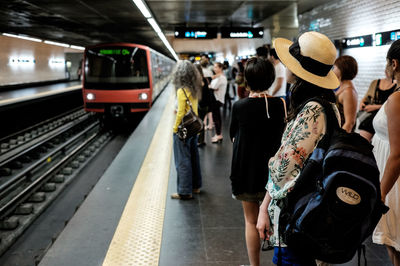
[177,89,204,140]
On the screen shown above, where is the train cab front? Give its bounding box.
[82,44,153,118]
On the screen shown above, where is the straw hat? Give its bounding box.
[274,31,339,89]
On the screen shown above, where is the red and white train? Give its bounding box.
[82,43,175,117]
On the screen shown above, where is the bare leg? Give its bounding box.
[359,130,373,142]
[207,112,214,129]
[203,113,208,127]
[242,201,261,266]
[386,245,400,266]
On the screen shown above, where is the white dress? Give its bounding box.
[372,102,400,251]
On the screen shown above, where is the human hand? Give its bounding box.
[364,104,379,112]
[256,209,272,240]
[359,102,366,111]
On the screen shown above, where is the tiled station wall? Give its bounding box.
[299,0,400,103]
[0,36,81,86]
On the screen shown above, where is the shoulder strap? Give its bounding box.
[279,97,287,119]
[180,88,194,112]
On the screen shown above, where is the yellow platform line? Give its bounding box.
[103,89,175,266]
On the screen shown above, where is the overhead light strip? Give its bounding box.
[2,32,86,51]
[131,0,178,61]
[2,33,42,42]
[70,45,85,50]
[44,40,70,48]
[132,0,152,18]
[147,18,162,33]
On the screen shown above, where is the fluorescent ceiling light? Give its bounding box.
[3,33,42,42]
[132,0,152,18]
[44,40,70,48]
[70,45,85,50]
[157,32,178,61]
[131,0,178,60]
[147,18,162,33]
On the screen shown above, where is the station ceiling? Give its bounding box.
[0,0,329,57]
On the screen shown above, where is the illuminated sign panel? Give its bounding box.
[99,49,130,55]
[221,27,264,39]
[174,28,217,39]
[375,29,400,46]
[342,35,372,48]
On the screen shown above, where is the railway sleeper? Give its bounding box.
[0,217,19,230]
[0,168,12,177]
[14,203,33,215]
[27,192,46,203]
[51,174,65,183]
[40,183,56,193]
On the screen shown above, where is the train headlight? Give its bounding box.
[86,93,95,100]
[139,93,148,100]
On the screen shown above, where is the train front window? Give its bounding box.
[84,47,149,89]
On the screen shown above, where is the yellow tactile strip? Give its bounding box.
[103,89,175,266]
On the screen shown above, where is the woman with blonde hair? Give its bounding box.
[171,60,203,200]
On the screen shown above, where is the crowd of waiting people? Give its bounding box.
[170,31,400,266]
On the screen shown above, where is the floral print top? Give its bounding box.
[266,101,339,246]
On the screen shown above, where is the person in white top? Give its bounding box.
[371,39,400,266]
[268,49,287,99]
[209,62,227,143]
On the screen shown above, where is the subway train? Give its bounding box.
[82,43,175,117]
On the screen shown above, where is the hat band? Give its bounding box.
[289,41,333,77]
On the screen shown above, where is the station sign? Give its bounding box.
[375,29,400,46]
[341,34,373,48]
[174,28,217,39]
[220,27,264,39]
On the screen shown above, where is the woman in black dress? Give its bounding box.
[229,57,286,266]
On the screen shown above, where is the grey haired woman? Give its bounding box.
[171,60,203,200]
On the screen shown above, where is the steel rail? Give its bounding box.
[0,128,100,220]
[0,113,93,168]
[0,121,99,196]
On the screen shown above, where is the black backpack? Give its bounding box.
[277,98,389,264]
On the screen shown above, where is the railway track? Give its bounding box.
[0,109,113,255]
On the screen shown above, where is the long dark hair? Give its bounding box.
[287,78,336,121]
[387,39,400,61]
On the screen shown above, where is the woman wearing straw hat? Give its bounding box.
[256,31,340,265]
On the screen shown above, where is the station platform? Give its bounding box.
[0,81,81,108]
[37,83,391,266]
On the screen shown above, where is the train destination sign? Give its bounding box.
[174,28,217,39]
[99,49,130,55]
[221,27,264,39]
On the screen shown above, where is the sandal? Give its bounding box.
[171,193,193,200]
[192,188,201,194]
